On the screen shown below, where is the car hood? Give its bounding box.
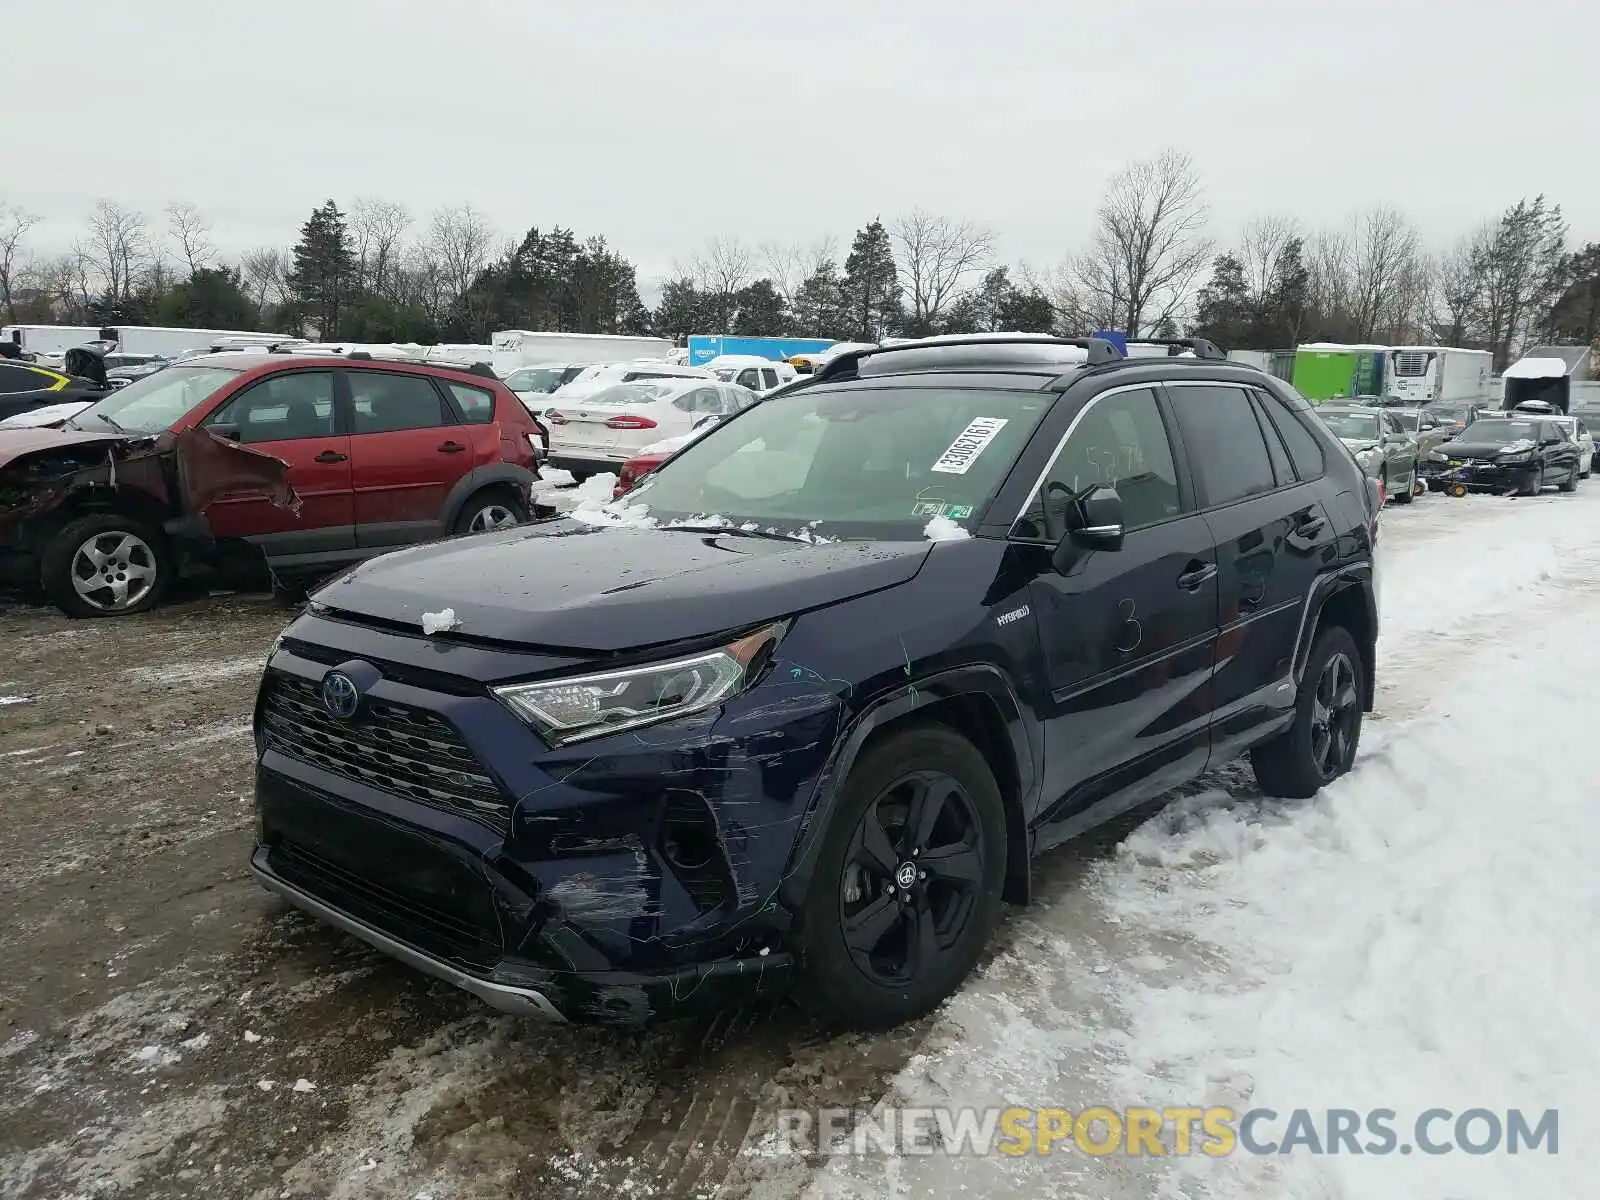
[314,521,935,650]
[1339,437,1380,453]
[0,426,134,469]
[1439,439,1526,458]
[0,401,94,430]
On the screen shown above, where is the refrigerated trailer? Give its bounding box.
[2,325,103,357]
[1383,345,1492,406]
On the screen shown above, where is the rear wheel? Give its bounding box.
[41,513,172,618]
[453,490,528,535]
[1250,625,1365,799]
[794,725,1007,1028]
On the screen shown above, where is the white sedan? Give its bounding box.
[545,378,758,482]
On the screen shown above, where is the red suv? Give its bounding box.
[0,352,548,616]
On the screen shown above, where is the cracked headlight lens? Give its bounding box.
[493,621,786,745]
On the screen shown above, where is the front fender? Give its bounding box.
[777,663,1038,910]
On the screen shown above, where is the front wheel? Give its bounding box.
[41,513,172,618]
[1521,465,1544,497]
[1393,463,1416,504]
[1250,625,1365,799]
[1558,464,1579,493]
[794,725,1007,1028]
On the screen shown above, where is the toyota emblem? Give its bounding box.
[320,671,361,720]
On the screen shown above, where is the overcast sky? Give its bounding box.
[8,0,1598,288]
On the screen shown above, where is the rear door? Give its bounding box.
[1165,381,1338,762]
[198,369,354,562]
[342,368,468,549]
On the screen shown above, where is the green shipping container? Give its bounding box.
[1292,347,1385,403]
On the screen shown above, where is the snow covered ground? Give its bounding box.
[799,490,1600,1200]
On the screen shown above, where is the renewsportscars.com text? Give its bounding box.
[768,1106,1559,1158]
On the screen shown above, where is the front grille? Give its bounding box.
[271,837,502,971]
[261,672,511,832]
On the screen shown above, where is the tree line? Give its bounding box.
[2,150,1595,369]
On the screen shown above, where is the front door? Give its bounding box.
[342,368,471,548]
[1164,382,1339,761]
[1016,385,1220,849]
[199,369,355,564]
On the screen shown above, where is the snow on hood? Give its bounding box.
[923,514,971,541]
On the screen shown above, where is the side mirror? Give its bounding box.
[1051,485,1124,573]
[208,422,241,441]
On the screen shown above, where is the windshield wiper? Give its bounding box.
[96,413,128,434]
[664,523,807,542]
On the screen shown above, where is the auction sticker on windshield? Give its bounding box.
[932,418,1008,475]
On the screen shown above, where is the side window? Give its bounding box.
[347,370,447,434]
[1255,390,1325,480]
[1247,391,1295,485]
[445,382,496,425]
[760,368,780,390]
[206,371,336,443]
[1167,385,1278,506]
[1011,387,1183,539]
[736,368,762,390]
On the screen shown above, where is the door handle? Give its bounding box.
[438,441,466,453]
[314,450,347,463]
[1176,560,1217,591]
[1294,514,1327,538]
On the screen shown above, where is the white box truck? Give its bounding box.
[491,330,673,377]
[2,324,104,358]
[1383,346,1492,405]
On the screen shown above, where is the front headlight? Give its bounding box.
[1496,450,1534,463]
[493,621,787,745]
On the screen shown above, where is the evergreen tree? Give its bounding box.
[156,267,257,329]
[653,277,712,341]
[285,200,356,338]
[1190,253,1252,346]
[841,220,902,340]
[792,261,850,339]
[731,279,789,335]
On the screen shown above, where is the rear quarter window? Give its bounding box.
[1254,388,1326,480]
[446,382,497,424]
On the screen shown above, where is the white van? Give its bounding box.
[490,331,673,377]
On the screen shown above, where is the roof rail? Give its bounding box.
[1123,337,1226,361]
[814,335,1125,381]
[270,345,499,380]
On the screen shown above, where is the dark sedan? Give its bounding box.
[1435,417,1583,496]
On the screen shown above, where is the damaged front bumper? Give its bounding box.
[1434,460,1537,493]
[251,614,840,1024]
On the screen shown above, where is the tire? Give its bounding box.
[1393,464,1415,504]
[569,471,593,485]
[1558,465,1579,493]
[1250,624,1365,800]
[41,512,172,618]
[1520,465,1544,497]
[452,489,529,535]
[793,725,1007,1028]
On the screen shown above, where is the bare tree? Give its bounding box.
[83,200,152,303]
[760,236,837,309]
[687,237,754,330]
[1304,227,1355,335]
[350,197,412,298]
[241,246,289,313]
[166,202,215,277]
[1429,228,1488,346]
[1240,214,1301,301]
[427,204,495,305]
[890,210,995,333]
[1073,150,1213,335]
[0,203,40,323]
[1349,205,1423,341]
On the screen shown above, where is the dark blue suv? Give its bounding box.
[250,337,1380,1027]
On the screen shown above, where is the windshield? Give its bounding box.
[1392,412,1420,431]
[618,385,1052,537]
[1319,411,1381,442]
[1462,420,1538,444]
[68,365,240,435]
[504,366,569,395]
